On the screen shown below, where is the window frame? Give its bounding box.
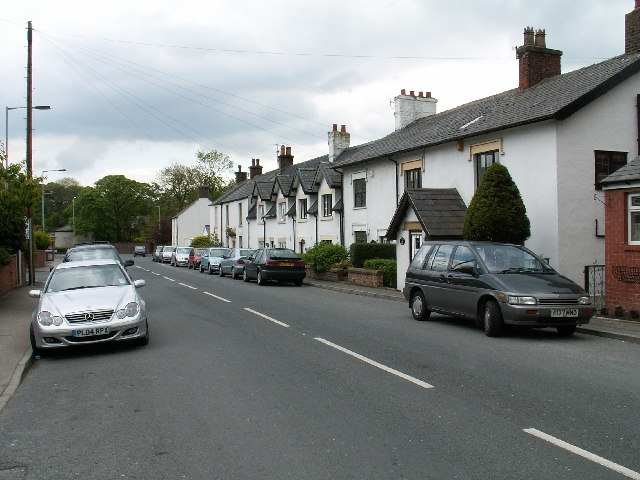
[474,149,499,188]
[629,193,640,245]
[405,168,422,190]
[321,194,333,218]
[353,178,367,208]
[595,150,627,190]
[299,198,308,220]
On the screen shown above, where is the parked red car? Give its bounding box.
[187,248,207,270]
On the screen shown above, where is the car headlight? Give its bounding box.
[116,302,139,319]
[578,296,592,305]
[508,296,538,305]
[38,311,63,326]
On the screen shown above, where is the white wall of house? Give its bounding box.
[172,198,211,246]
[316,176,342,245]
[394,207,420,288]
[294,186,315,253]
[556,74,640,283]
[342,160,397,245]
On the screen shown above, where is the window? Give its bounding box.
[225,205,229,227]
[299,199,307,220]
[426,244,454,271]
[258,205,265,223]
[595,151,627,190]
[279,241,286,248]
[238,203,243,225]
[354,231,367,243]
[353,178,367,208]
[321,194,333,218]
[410,232,422,260]
[405,168,422,189]
[278,202,287,222]
[410,244,432,269]
[475,150,499,187]
[238,236,243,248]
[629,194,640,245]
[451,246,477,271]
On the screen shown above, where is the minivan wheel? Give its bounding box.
[557,324,577,336]
[411,291,431,321]
[483,300,504,337]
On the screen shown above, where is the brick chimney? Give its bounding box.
[277,145,294,170]
[626,1,640,54]
[516,27,562,90]
[234,165,248,184]
[328,124,350,162]
[198,186,209,198]
[393,90,437,130]
[249,158,263,178]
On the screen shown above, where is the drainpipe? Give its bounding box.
[388,156,399,206]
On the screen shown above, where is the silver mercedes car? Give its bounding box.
[29,259,149,354]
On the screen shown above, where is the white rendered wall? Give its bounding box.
[556,74,640,283]
[173,197,211,246]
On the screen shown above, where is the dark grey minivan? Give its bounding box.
[403,241,594,337]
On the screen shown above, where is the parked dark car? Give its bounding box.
[218,248,255,278]
[199,247,231,274]
[242,248,305,285]
[64,243,133,268]
[187,248,207,270]
[403,241,594,337]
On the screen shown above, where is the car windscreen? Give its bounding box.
[266,249,301,260]
[163,247,176,253]
[177,247,191,254]
[66,248,121,262]
[193,249,206,255]
[239,249,255,257]
[473,244,552,273]
[208,248,231,257]
[46,264,129,293]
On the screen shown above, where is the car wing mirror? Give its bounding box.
[124,259,134,267]
[133,279,146,288]
[29,289,42,298]
[455,265,478,276]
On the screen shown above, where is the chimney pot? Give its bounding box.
[285,146,291,155]
[409,90,415,96]
[426,92,431,98]
[401,89,406,95]
[341,124,346,132]
[333,123,338,131]
[534,29,546,47]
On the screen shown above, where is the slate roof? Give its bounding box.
[601,155,640,186]
[386,189,467,239]
[334,54,640,168]
[318,162,342,188]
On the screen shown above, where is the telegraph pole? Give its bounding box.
[26,20,35,286]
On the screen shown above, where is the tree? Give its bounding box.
[35,177,83,232]
[74,175,154,242]
[0,161,40,254]
[194,149,234,199]
[156,163,200,212]
[463,163,530,244]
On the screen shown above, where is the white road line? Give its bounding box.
[314,337,434,389]
[152,272,160,276]
[162,276,175,282]
[203,291,231,303]
[524,428,640,480]
[179,282,197,290]
[244,308,290,328]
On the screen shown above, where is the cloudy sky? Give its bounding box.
[0,0,633,186]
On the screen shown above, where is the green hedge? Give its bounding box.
[34,231,53,251]
[303,242,349,272]
[350,243,395,267]
[363,258,397,288]
[190,235,212,248]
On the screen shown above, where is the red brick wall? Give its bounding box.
[347,268,384,288]
[604,189,640,313]
[0,253,27,296]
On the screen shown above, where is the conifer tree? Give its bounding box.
[462,163,530,244]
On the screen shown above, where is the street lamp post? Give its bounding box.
[41,168,66,232]
[5,105,51,168]
[72,197,76,235]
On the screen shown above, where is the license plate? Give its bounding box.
[72,327,109,337]
[279,263,294,267]
[551,309,578,318]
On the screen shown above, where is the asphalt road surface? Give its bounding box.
[1,255,638,479]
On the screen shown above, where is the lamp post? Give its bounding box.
[5,105,50,168]
[72,197,76,235]
[41,168,66,231]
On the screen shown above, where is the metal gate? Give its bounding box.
[584,264,605,313]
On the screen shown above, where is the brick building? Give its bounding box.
[601,156,640,316]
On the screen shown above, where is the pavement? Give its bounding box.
[2,258,639,413]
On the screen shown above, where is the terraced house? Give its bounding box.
[185,2,640,290]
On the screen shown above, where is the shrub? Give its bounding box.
[363,258,397,288]
[303,242,349,272]
[463,163,530,244]
[350,243,395,267]
[34,230,52,251]
[190,235,212,248]
[0,247,12,267]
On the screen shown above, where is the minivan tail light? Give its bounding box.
[266,261,279,265]
[294,261,305,266]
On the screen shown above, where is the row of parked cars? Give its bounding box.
[151,245,306,285]
[29,242,149,355]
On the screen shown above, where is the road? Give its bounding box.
[0,255,639,479]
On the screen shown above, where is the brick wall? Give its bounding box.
[0,253,27,296]
[604,189,640,313]
[347,268,384,288]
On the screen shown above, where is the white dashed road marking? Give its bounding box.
[314,337,434,389]
[244,308,290,328]
[203,291,231,303]
[524,428,640,479]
